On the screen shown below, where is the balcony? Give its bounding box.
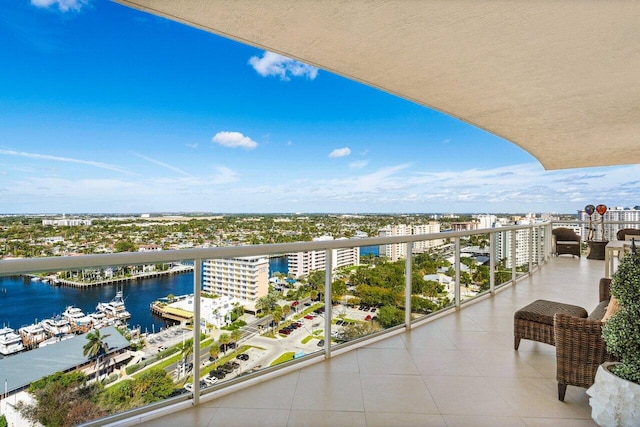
[126,255,601,426]
[0,222,613,426]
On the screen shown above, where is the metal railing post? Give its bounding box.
[324,249,332,359]
[405,242,412,329]
[511,230,517,283]
[193,258,202,405]
[528,227,533,273]
[489,232,495,294]
[454,237,461,308]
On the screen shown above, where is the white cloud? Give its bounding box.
[185,143,198,149]
[248,51,318,81]
[329,147,351,158]
[349,160,369,169]
[133,153,193,177]
[212,132,258,150]
[0,149,131,175]
[31,0,87,12]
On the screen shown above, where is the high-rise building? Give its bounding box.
[287,236,359,277]
[202,256,269,302]
[494,219,542,268]
[378,223,444,261]
[578,206,640,241]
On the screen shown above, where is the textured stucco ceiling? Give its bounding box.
[116,0,640,170]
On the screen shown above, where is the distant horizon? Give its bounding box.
[0,211,580,217]
[2,1,640,213]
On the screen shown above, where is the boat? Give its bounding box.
[62,306,93,333]
[19,322,48,347]
[96,290,131,323]
[41,315,72,336]
[0,327,25,356]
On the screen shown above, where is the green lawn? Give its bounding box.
[270,352,295,366]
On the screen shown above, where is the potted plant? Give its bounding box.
[587,240,640,426]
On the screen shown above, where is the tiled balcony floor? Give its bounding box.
[137,256,603,426]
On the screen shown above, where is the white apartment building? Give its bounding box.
[474,214,497,229]
[167,295,238,329]
[287,236,360,278]
[42,218,92,226]
[202,256,269,302]
[494,219,543,268]
[578,206,640,241]
[378,223,444,261]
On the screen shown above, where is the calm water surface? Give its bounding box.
[0,257,291,333]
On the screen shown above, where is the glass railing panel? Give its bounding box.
[494,230,513,289]
[409,242,455,322]
[458,232,491,304]
[326,243,407,345]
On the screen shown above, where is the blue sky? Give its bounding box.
[1,0,639,215]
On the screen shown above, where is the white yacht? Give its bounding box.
[0,327,25,356]
[41,315,72,336]
[19,322,47,347]
[63,306,93,332]
[96,290,131,322]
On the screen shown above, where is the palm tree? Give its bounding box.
[178,338,194,378]
[209,342,220,361]
[230,329,242,351]
[219,333,231,355]
[83,329,111,381]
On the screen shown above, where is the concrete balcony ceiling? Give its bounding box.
[115,0,640,170]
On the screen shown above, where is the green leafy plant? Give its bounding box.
[602,241,640,384]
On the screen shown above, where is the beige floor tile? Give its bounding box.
[364,333,407,349]
[356,348,420,375]
[409,349,481,377]
[424,375,516,416]
[443,414,527,427]
[208,407,290,427]
[444,330,514,351]
[514,350,557,379]
[216,372,299,409]
[287,410,366,427]
[402,325,457,350]
[361,374,440,414]
[138,406,218,427]
[522,418,598,427]
[462,349,544,378]
[487,377,593,419]
[301,350,360,374]
[430,313,486,332]
[365,412,447,427]
[291,372,364,411]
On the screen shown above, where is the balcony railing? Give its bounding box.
[0,222,555,425]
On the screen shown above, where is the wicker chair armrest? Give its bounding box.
[554,313,608,363]
[599,278,611,302]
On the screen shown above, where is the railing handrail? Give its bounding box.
[0,222,550,275]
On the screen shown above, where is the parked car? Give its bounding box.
[203,376,218,386]
[209,370,226,379]
[317,339,325,347]
[236,353,249,361]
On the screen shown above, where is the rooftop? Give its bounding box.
[0,326,130,394]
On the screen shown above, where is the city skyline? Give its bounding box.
[2,0,640,214]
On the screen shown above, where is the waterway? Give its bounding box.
[0,256,301,334]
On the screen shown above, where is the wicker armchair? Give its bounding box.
[552,227,581,257]
[616,228,640,241]
[553,278,617,401]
